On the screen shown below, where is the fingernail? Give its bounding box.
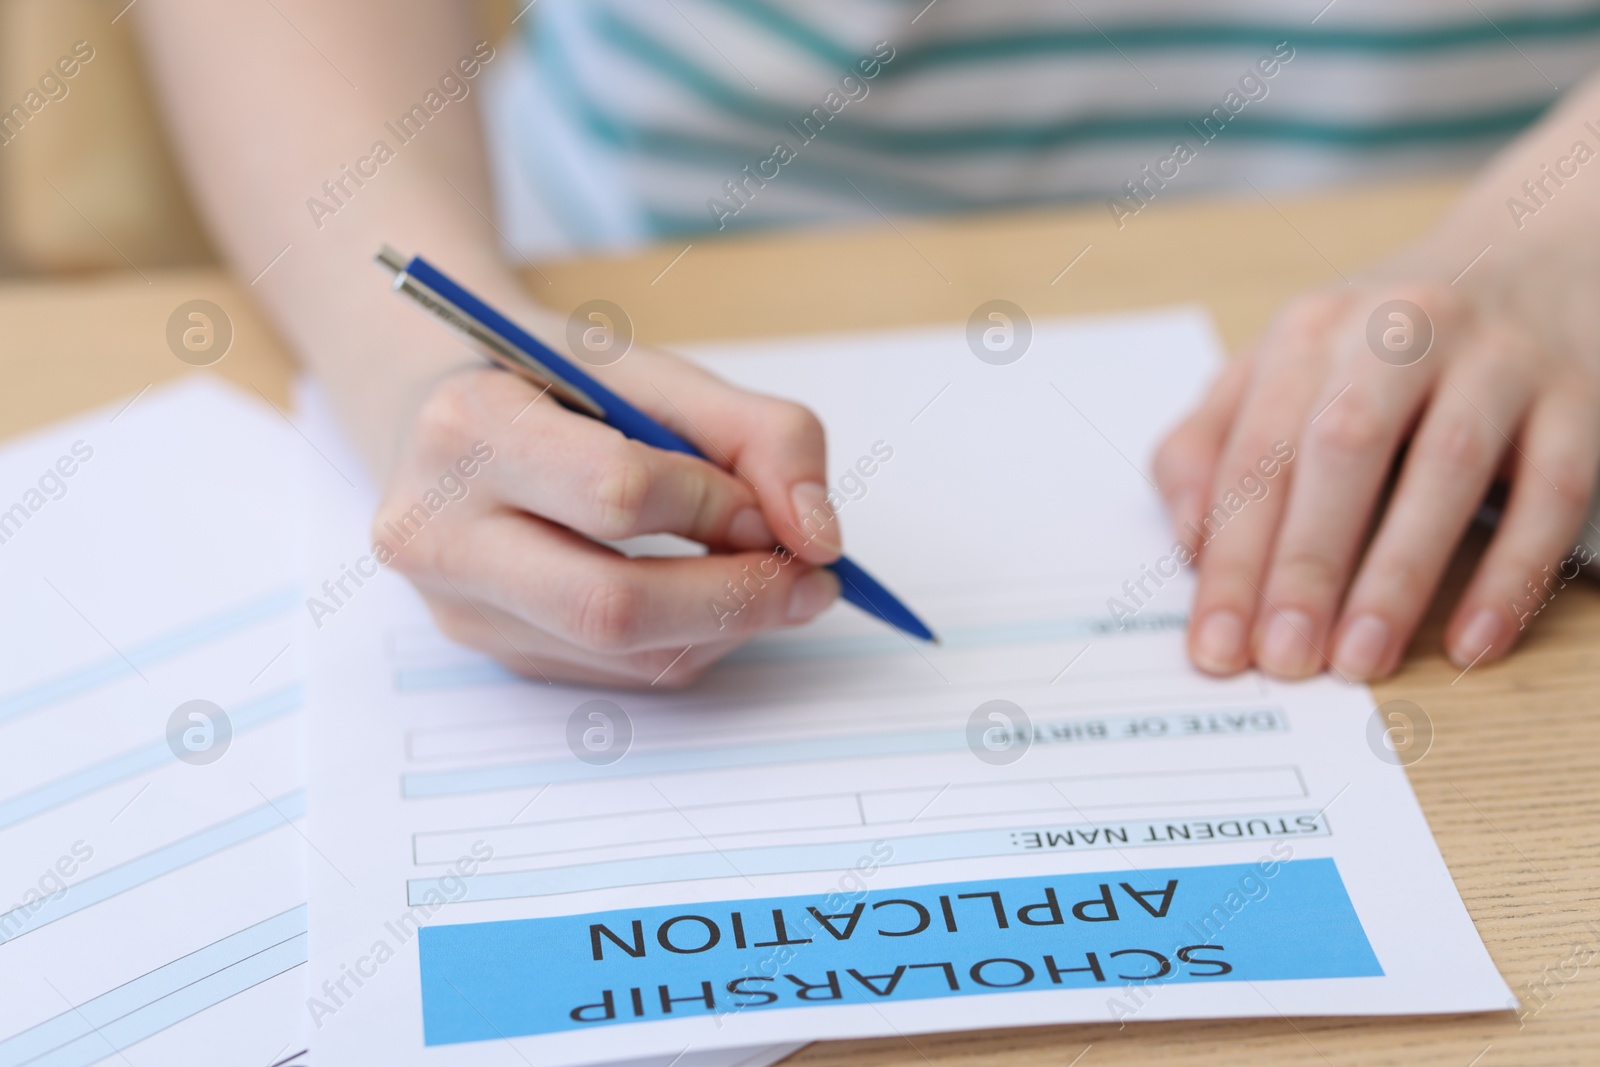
[787,569,839,622]
[789,481,841,554]
[1333,614,1389,679]
[1260,609,1319,676]
[726,506,772,549]
[1451,607,1501,667]
[1193,610,1245,674]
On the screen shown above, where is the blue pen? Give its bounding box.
[375,246,937,643]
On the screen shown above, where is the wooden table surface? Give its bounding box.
[4,177,1596,1067]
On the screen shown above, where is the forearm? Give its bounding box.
[137,0,557,476]
[1397,67,1600,273]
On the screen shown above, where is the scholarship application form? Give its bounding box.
[0,379,308,1067]
[303,307,1512,1067]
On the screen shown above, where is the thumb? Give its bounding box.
[622,355,843,565]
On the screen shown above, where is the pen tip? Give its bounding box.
[927,633,942,646]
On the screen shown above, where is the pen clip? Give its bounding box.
[374,246,606,419]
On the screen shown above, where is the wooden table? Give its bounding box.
[4,177,1596,1066]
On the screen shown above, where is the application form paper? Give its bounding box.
[304,308,1511,1066]
[0,379,307,1067]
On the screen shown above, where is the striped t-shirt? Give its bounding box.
[483,0,1600,255]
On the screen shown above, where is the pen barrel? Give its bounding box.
[827,556,934,642]
[392,252,933,642]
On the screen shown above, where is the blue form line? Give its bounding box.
[404,728,968,798]
[391,612,1190,691]
[0,791,305,945]
[0,684,302,831]
[0,905,307,1067]
[721,612,1188,667]
[395,662,520,692]
[400,703,1280,799]
[0,586,300,726]
[407,811,1330,903]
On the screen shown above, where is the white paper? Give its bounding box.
[0,379,308,1067]
[303,307,1511,1067]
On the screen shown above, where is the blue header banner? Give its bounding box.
[418,858,1380,1045]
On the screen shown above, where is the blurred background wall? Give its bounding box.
[0,0,513,278]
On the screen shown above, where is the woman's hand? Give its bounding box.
[1154,235,1600,681]
[373,352,843,687]
[1155,66,1600,683]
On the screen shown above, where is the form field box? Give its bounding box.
[413,766,1302,864]
[861,767,1303,824]
[409,720,563,763]
[414,794,862,864]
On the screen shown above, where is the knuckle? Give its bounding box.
[1417,416,1495,474]
[1307,389,1389,456]
[1497,549,1567,597]
[1271,550,1344,599]
[412,378,479,453]
[1363,555,1433,610]
[1542,458,1595,512]
[718,561,785,629]
[765,400,825,451]
[1194,557,1262,607]
[1388,281,1466,330]
[1476,320,1536,363]
[589,451,654,538]
[679,467,719,536]
[1228,435,1291,478]
[569,574,645,652]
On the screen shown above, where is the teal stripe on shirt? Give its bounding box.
[511,1,1600,248]
[553,15,1555,157]
[535,23,1543,238]
[706,0,864,72]
[533,27,979,213]
[708,0,1600,78]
